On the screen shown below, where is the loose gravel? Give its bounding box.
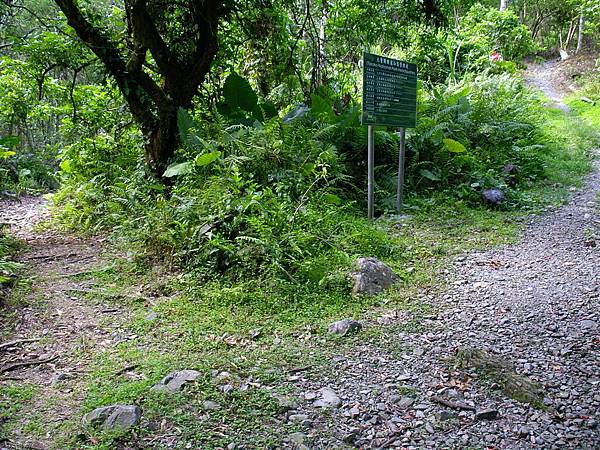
[278,65,600,450]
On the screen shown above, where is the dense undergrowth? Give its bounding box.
[45,58,600,447]
[34,96,598,448]
[53,71,597,283]
[0,226,20,293]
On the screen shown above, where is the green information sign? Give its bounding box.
[362,52,417,128]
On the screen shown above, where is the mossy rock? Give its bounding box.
[456,346,544,408]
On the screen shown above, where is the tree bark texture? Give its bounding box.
[576,14,585,53]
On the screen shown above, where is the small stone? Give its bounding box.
[579,319,596,330]
[151,369,201,393]
[289,432,307,445]
[342,429,359,443]
[482,188,505,205]
[313,387,341,408]
[221,384,234,394]
[475,409,499,421]
[389,394,401,403]
[249,328,262,339]
[202,400,221,411]
[273,393,298,410]
[213,371,232,383]
[486,434,497,444]
[397,397,415,410]
[51,372,68,386]
[328,319,362,336]
[436,410,457,422]
[425,422,434,434]
[145,311,158,321]
[351,257,398,295]
[288,414,309,423]
[82,404,141,430]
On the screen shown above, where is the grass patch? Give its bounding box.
[50,204,523,449]
[0,383,38,441]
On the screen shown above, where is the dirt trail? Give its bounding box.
[525,60,568,103]
[0,197,131,449]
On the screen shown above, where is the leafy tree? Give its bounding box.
[51,0,226,179]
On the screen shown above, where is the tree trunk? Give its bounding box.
[499,0,508,12]
[565,19,577,49]
[311,0,328,92]
[576,14,585,53]
[146,109,178,176]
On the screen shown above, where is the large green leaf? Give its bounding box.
[163,162,192,178]
[420,169,441,181]
[0,136,19,149]
[195,151,221,167]
[310,94,336,123]
[260,101,278,119]
[177,108,203,151]
[443,138,467,153]
[323,193,342,205]
[223,73,258,113]
[0,150,15,159]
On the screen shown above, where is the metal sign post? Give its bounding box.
[396,128,406,214]
[361,52,417,219]
[368,125,374,220]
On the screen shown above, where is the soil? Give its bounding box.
[0,197,131,450]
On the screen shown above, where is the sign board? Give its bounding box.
[362,52,417,128]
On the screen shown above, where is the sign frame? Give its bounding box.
[361,52,417,219]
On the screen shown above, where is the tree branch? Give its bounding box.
[54,0,158,130]
[125,0,180,80]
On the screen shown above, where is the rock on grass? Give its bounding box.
[151,369,201,393]
[82,404,141,430]
[351,257,398,295]
[328,319,362,336]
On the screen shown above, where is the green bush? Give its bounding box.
[0,225,21,290]
[457,4,536,73]
[406,74,545,198]
[54,66,560,281]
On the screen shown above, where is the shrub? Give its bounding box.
[55,69,555,281]
[405,73,545,204]
[457,4,536,73]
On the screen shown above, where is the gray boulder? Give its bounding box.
[202,400,222,411]
[151,369,201,393]
[351,257,398,295]
[482,188,505,206]
[328,319,362,336]
[272,393,299,410]
[82,404,141,430]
